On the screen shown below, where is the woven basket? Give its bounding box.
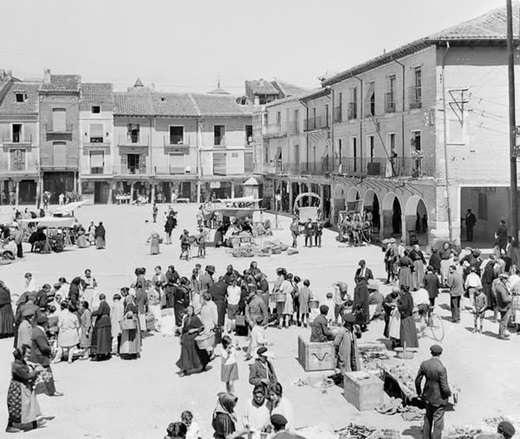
[195,332,215,350]
[120,318,137,330]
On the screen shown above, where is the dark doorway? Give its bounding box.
[43,172,75,203]
[94,182,109,204]
[392,197,402,234]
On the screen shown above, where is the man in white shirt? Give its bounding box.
[464,266,482,311]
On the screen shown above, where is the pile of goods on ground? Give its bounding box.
[260,239,296,255]
[448,416,520,439]
[297,423,377,439]
[230,243,258,258]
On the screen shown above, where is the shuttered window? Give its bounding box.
[10,149,26,171]
[90,151,104,173]
[90,124,104,143]
[52,109,66,132]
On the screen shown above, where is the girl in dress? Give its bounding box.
[220,335,239,393]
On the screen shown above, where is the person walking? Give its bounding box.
[13,224,23,259]
[289,217,300,248]
[147,229,161,255]
[465,209,476,242]
[415,344,452,439]
[448,265,464,323]
[94,222,106,249]
[495,273,512,340]
[152,203,158,223]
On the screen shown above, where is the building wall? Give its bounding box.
[113,116,153,175]
[79,107,114,176]
[0,116,39,176]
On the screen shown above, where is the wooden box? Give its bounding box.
[343,371,384,411]
[297,336,336,372]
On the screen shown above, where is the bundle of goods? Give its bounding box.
[358,342,390,364]
[448,416,520,439]
[296,424,337,439]
[336,423,376,439]
[261,239,291,255]
[231,243,258,258]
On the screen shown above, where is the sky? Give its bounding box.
[0,0,506,93]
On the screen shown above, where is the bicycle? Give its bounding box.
[417,305,444,341]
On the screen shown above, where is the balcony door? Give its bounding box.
[169,153,185,174]
[53,141,66,167]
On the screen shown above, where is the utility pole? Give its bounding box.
[507,0,519,241]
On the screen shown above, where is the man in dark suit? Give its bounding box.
[354,260,374,284]
[309,305,334,342]
[464,209,476,242]
[415,344,451,439]
[31,316,63,396]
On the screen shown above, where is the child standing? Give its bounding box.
[246,316,266,361]
[220,335,239,393]
[181,410,202,439]
[473,286,488,334]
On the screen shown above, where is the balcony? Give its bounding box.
[262,124,286,137]
[45,124,73,141]
[287,121,300,134]
[164,134,190,147]
[304,116,329,131]
[334,106,342,123]
[118,134,149,147]
[409,86,422,109]
[2,133,33,147]
[384,93,396,113]
[154,165,195,176]
[347,103,357,120]
[332,156,434,178]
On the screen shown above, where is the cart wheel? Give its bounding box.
[430,313,444,341]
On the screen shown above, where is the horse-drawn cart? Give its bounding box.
[337,200,373,245]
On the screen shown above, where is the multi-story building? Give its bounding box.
[0,76,41,204]
[79,83,114,204]
[39,70,81,201]
[256,5,520,247]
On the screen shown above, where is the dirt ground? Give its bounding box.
[0,203,519,438]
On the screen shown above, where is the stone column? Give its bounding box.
[130,182,135,202]
[151,182,156,204]
[15,181,20,206]
[288,181,293,213]
[231,181,235,198]
[320,184,325,219]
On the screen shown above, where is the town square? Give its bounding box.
[0,0,520,438]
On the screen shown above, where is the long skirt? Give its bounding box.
[0,302,15,338]
[77,235,88,248]
[176,332,209,373]
[95,236,105,249]
[399,315,419,348]
[440,259,451,283]
[120,324,142,358]
[398,267,413,289]
[512,295,520,323]
[283,294,294,315]
[412,260,425,290]
[7,380,41,424]
[150,238,160,255]
[91,317,112,356]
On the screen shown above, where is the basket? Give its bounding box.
[235,315,246,327]
[309,299,320,309]
[274,293,287,302]
[195,332,215,350]
[120,318,137,330]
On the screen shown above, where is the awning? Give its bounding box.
[19,217,77,228]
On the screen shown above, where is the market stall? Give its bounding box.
[19,217,77,252]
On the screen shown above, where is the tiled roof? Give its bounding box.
[81,83,113,103]
[191,93,252,117]
[245,79,279,95]
[114,90,252,117]
[0,82,41,115]
[40,75,80,93]
[272,80,309,98]
[323,4,516,86]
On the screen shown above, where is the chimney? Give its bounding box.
[44,69,51,84]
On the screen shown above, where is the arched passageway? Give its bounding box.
[363,189,381,236]
[404,195,429,246]
[382,192,402,240]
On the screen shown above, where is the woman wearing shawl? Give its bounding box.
[409,244,426,290]
[334,313,361,373]
[94,222,106,249]
[176,305,208,376]
[90,294,112,360]
[397,285,419,348]
[212,392,239,439]
[0,280,15,339]
[120,295,141,360]
[147,229,161,255]
[6,346,44,433]
[110,292,125,354]
[68,277,84,308]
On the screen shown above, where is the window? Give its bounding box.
[10,149,25,171]
[478,192,488,220]
[89,124,104,143]
[325,104,329,127]
[265,146,269,164]
[169,153,185,174]
[366,82,375,116]
[127,124,140,143]
[263,113,268,127]
[90,151,104,174]
[338,138,343,157]
[214,125,225,146]
[52,108,66,132]
[351,136,358,172]
[410,67,422,109]
[12,124,22,143]
[15,93,26,103]
[411,131,421,151]
[293,109,299,132]
[335,92,343,122]
[385,76,396,113]
[169,126,184,145]
[276,112,281,126]
[245,125,253,145]
[127,154,140,173]
[388,133,396,154]
[91,106,100,114]
[348,88,358,120]
[368,135,375,159]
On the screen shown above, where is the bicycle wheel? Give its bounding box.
[430,313,444,341]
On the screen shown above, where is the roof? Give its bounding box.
[208,86,230,95]
[81,83,113,103]
[272,80,309,97]
[265,87,330,109]
[245,79,279,95]
[323,4,517,86]
[114,90,252,117]
[0,82,41,115]
[40,74,81,93]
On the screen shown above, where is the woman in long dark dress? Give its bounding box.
[397,285,419,348]
[0,280,15,339]
[94,222,106,249]
[120,295,141,360]
[90,294,112,361]
[212,392,238,439]
[398,251,414,290]
[176,305,208,376]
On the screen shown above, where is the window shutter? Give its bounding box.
[127,124,132,139]
[90,124,103,138]
[90,151,104,168]
[121,154,128,169]
[20,150,25,169]
[52,109,66,132]
[139,154,146,173]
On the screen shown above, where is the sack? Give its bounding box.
[120,318,137,330]
[388,308,401,339]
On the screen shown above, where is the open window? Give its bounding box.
[214,125,225,146]
[12,124,22,143]
[169,126,184,145]
[127,124,140,143]
[89,124,104,143]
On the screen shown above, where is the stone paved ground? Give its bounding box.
[0,203,518,438]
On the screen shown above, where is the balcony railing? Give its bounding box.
[45,124,73,141]
[2,133,33,145]
[409,86,422,109]
[347,102,357,120]
[214,136,226,146]
[90,167,105,174]
[288,121,300,134]
[163,135,190,146]
[304,116,329,131]
[154,165,194,175]
[334,106,342,123]
[384,93,396,113]
[118,134,149,147]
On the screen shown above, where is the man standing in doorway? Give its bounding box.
[415,344,451,439]
[465,209,476,242]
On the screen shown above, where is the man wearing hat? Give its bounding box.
[355,260,374,284]
[476,421,516,439]
[415,344,451,439]
[249,346,277,387]
[496,273,512,340]
[270,414,305,439]
[31,315,63,397]
[448,265,464,323]
[368,283,384,320]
